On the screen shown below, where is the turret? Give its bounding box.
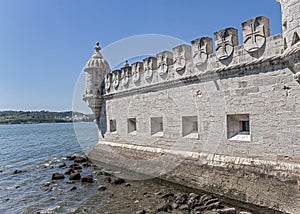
[277,0,300,50]
[83,42,111,128]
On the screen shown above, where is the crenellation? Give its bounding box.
[242,16,270,53]
[191,37,213,66]
[214,27,239,60]
[83,1,300,212]
[156,51,173,78]
[143,56,157,82]
[172,44,192,75]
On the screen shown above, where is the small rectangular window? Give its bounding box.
[227,114,250,141]
[151,117,163,137]
[182,116,198,138]
[109,119,116,132]
[128,118,137,134]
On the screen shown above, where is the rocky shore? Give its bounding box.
[9,154,276,213]
[44,154,254,214]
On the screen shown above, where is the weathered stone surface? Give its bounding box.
[83,1,300,213]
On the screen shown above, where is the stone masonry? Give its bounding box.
[83,1,300,213]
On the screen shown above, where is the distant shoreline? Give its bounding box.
[0,110,95,125]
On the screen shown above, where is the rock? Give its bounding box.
[204,198,219,206]
[69,164,82,170]
[65,168,75,175]
[174,193,188,205]
[52,173,65,180]
[66,180,75,184]
[111,178,125,185]
[103,172,112,176]
[216,207,236,214]
[199,194,213,204]
[81,175,93,183]
[161,193,175,200]
[58,163,66,168]
[135,210,146,214]
[171,202,179,209]
[70,186,77,191]
[74,156,88,163]
[178,204,189,211]
[13,170,22,174]
[154,192,163,196]
[104,177,112,183]
[67,155,76,160]
[156,202,172,212]
[98,185,107,191]
[69,172,81,180]
[194,201,221,212]
[43,182,51,187]
[82,162,92,167]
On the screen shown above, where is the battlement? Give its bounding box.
[104,16,290,96]
[83,2,300,213]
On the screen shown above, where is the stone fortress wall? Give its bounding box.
[84,0,300,213]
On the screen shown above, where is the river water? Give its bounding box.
[0,122,99,213]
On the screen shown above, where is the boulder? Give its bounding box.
[81,175,93,183]
[69,172,81,180]
[52,173,65,180]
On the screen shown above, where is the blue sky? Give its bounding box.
[0,0,282,112]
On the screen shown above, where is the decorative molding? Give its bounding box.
[242,16,270,53]
[191,37,213,66]
[214,28,238,60]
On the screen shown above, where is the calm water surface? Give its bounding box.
[0,122,99,214]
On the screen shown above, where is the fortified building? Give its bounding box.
[83,0,300,212]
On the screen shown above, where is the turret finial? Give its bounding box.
[124,60,129,67]
[94,41,101,53]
